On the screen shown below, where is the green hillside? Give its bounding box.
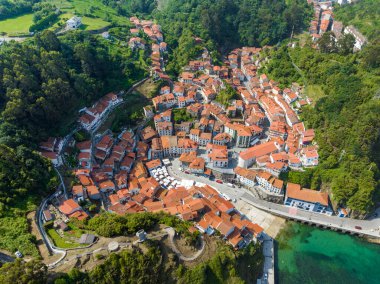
[0,0,133,35]
[334,0,380,41]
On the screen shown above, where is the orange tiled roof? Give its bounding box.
[59,199,80,215]
[239,141,279,160]
[189,157,205,170]
[286,183,328,206]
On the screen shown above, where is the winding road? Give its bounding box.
[164,227,205,261]
[35,76,151,268]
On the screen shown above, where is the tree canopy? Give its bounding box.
[152,0,312,74]
[334,0,380,41]
[0,29,146,255]
[0,0,37,21]
[0,259,47,284]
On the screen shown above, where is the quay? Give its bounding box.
[241,193,380,239]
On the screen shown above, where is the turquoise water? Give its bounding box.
[276,222,380,284]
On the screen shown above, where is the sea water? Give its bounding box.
[276,222,380,284]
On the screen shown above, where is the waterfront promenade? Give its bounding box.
[168,158,380,239]
[241,193,380,239]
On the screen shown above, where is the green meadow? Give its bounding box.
[0,13,34,35]
[0,0,131,35]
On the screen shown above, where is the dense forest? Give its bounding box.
[150,0,313,74]
[97,0,313,74]
[0,0,38,21]
[101,0,156,16]
[154,0,312,48]
[262,39,380,215]
[334,0,380,41]
[0,30,146,255]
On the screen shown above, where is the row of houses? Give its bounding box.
[78,93,122,131]
[308,0,366,50]
[128,16,170,82]
[234,166,333,215]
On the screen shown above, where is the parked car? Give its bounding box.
[216,179,223,184]
[15,251,23,258]
[222,193,231,201]
[263,273,268,281]
[184,170,190,174]
[355,226,362,230]
[226,183,235,188]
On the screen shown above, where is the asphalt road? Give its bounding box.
[241,192,380,238]
[168,158,245,201]
[0,252,14,263]
[168,157,380,238]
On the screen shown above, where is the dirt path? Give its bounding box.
[27,211,61,264]
[164,227,205,261]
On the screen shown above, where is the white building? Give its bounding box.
[66,16,82,29]
[284,183,333,216]
[238,141,282,168]
[207,144,228,168]
[256,171,284,195]
[300,148,319,166]
[344,25,367,51]
[78,93,122,131]
[189,129,201,143]
[234,167,257,188]
[224,123,261,148]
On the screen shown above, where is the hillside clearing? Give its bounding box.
[0,13,33,35]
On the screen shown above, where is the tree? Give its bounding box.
[0,260,47,284]
[216,83,238,107]
[263,43,380,215]
[318,32,338,53]
[337,33,355,55]
[362,40,380,69]
[35,30,61,51]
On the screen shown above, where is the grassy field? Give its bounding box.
[0,0,129,35]
[304,84,326,105]
[294,32,311,47]
[50,0,130,26]
[0,13,34,35]
[98,92,149,133]
[135,78,163,98]
[81,16,111,30]
[47,228,82,249]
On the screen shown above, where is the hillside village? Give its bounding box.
[308,0,367,50]
[38,15,342,253]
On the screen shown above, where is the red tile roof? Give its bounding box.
[286,183,329,206]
